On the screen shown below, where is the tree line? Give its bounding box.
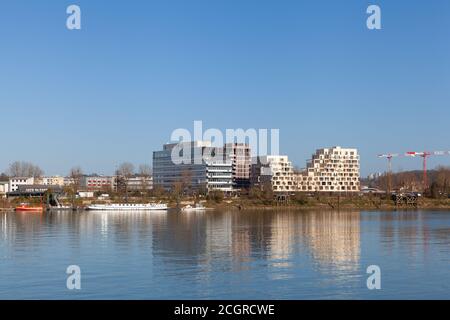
[366,166,450,198]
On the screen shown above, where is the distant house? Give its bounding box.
[0,181,9,198]
[77,191,94,198]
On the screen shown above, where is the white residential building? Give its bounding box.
[0,181,9,198]
[8,177,35,192]
[206,162,233,193]
[251,156,296,193]
[77,191,94,198]
[126,176,153,191]
[35,176,65,186]
[296,146,360,192]
[64,177,75,186]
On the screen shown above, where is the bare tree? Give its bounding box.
[138,164,152,176]
[181,169,192,195]
[138,164,152,193]
[69,167,83,190]
[116,162,135,200]
[117,162,135,178]
[434,166,450,197]
[68,167,83,208]
[8,161,43,178]
[172,181,184,207]
[152,185,166,198]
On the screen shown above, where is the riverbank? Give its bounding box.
[2,197,450,212]
[202,197,450,211]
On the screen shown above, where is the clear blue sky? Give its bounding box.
[1,0,449,176]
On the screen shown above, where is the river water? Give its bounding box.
[0,210,449,299]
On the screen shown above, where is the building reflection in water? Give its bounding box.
[268,213,297,268]
[300,211,361,273]
[0,210,362,272]
[3,209,447,285]
[150,210,362,279]
[1,213,9,242]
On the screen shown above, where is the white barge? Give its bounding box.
[86,203,168,211]
[181,203,208,212]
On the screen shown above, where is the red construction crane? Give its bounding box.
[405,151,450,189]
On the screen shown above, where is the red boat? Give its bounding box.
[15,204,44,212]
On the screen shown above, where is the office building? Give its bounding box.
[224,143,252,190]
[80,176,115,191]
[153,141,232,193]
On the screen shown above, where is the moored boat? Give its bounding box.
[15,204,44,212]
[181,203,208,212]
[48,205,72,211]
[86,203,168,211]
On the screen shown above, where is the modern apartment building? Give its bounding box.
[296,146,360,192]
[153,141,233,193]
[224,143,252,190]
[251,155,296,193]
[8,177,35,192]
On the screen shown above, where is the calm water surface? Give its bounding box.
[0,210,449,299]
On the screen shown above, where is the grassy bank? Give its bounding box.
[2,195,450,212]
[201,196,450,211]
